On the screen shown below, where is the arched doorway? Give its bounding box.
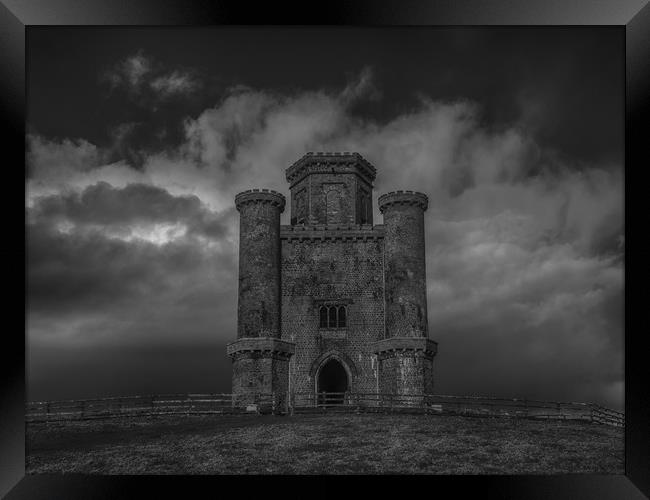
[317,358,349,405]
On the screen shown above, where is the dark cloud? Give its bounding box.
[102,51,201,102]
[27,221,219,314]
[27,28,622,166]
[30,181,234,240]
[27,183,238,351]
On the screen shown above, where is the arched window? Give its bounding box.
[337,306,346,327]
[319,304,348,329]
[326,189,341,224]
[328,306,337,328]
[365,196,371,223]
[319,306,328,328]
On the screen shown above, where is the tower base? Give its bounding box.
[227,338,295,411]
[372,338,438,404]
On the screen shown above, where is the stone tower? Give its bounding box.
[227,153,437,406]
[226,189,295,406]
[373,191,437,396]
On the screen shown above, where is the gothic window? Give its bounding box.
[319,305,347,328]
[319,306,328,328]
[337,306,346,327]
[328,306,337,327]
[359,190,371,224]
[326,189,341,224]
[365,195,371,223]
[295,189,306,224]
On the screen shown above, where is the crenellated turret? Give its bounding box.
[234,189,285,338]
[379,190,429,338]
[373,190,437,397]
[227,188,295,409]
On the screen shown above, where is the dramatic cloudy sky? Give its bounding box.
[26,27,624,409]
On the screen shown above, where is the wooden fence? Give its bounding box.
[26,392,624,428]
[291,392,625,427]
[26,393,279,423]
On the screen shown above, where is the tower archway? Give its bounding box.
[316,357,350,405]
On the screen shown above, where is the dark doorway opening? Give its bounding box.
[317,358,349,405]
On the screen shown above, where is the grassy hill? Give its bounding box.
[26,413,624,474]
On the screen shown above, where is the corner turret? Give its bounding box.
[373,190,437,397]
[227,188,295,409]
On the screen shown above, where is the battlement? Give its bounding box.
[378,190,428,213]
[285,151,376,187]
[235,189,286,211]
[280,224,385,241]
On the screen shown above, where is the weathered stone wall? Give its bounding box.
[379,191,429,338]
[377,351,435,396]
[289,173,373,225]
[280,225,385,395]
[230,355,291,409]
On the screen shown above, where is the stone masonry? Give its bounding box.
[227,152,437,406]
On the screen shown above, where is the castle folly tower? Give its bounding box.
[372,191,437,396]
[228,153,437,408]
[226,189,295,407]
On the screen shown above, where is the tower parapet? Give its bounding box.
[377,190,428,212]
[235,188,286,212]
[227,187,294,409]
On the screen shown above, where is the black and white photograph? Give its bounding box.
[24,25,626,475]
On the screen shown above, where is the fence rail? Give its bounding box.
[290,392,624,427]
[26,393,279,423]
[26,392,624,427]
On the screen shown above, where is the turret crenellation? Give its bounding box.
[235,189,286,212]
[378,191,428,213]
[285,151,376,186]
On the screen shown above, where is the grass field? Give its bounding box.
[26,413,624,474]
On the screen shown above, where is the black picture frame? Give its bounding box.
[3,0,648,498]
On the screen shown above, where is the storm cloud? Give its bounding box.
[102,51,201,101]
[26,28,623,409]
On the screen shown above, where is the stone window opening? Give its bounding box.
[319,305,347,329]
[337,305,346,327]
[360,193,370,224]
[319,306,328,328]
